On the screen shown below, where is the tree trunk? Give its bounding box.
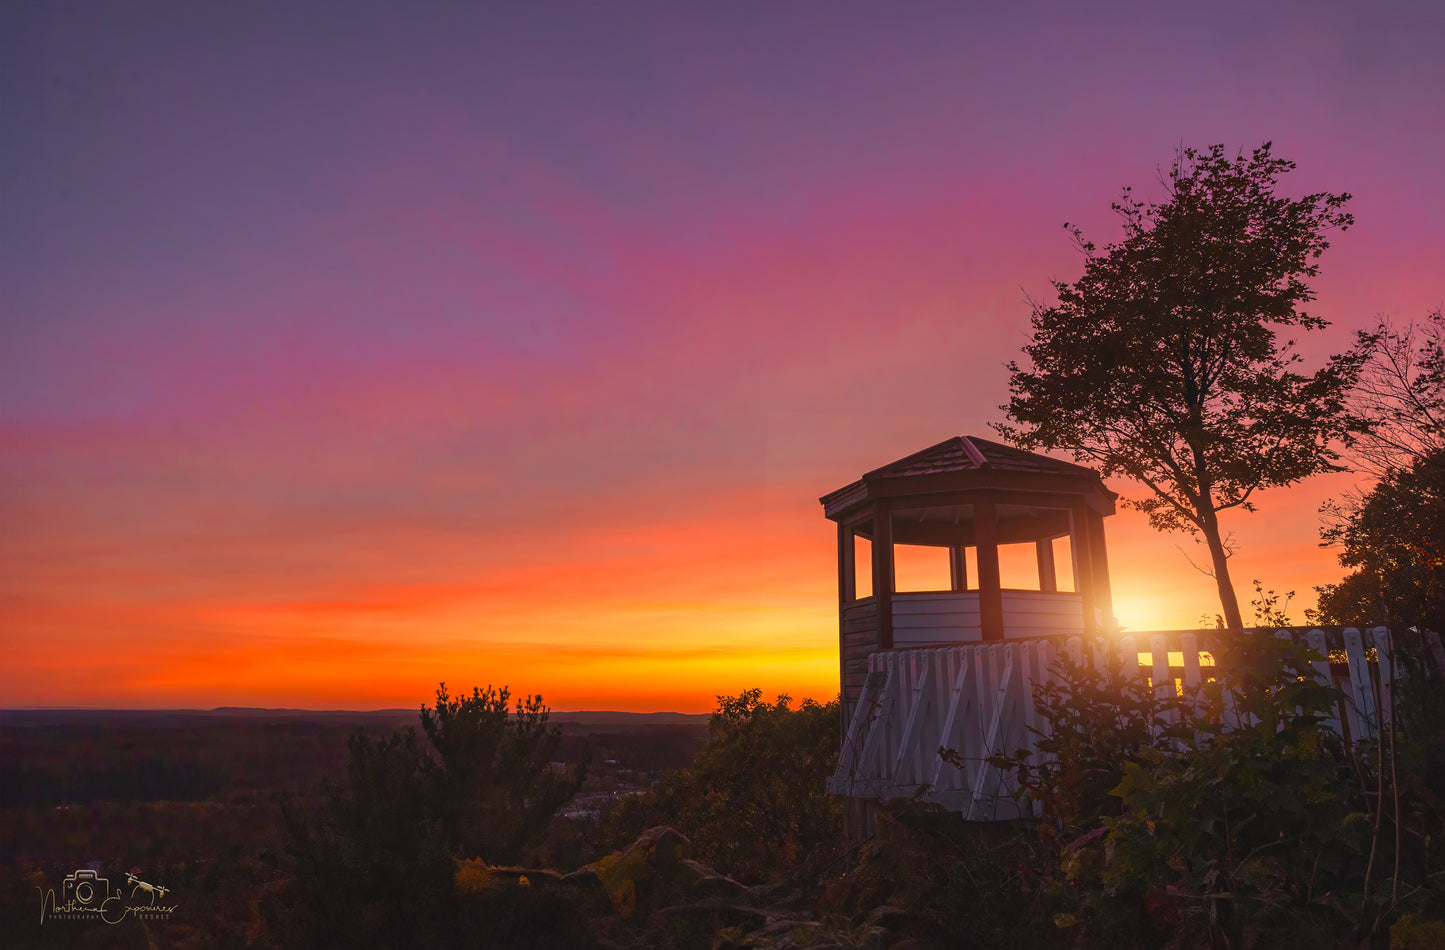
[1190,438,1245,635]
[1200,507,1245,633]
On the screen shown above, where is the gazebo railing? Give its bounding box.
[828,627,1396,821]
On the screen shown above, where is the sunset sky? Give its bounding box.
[3,1,1442,711]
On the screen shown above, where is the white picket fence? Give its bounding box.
[827,627,1396,821]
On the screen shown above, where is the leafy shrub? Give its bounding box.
[992,646,1177,850]
[1103,636,1359,948]
[993,633,1445,948]
[604,689,841,884]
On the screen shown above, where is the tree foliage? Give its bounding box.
[284,727,452,948]
[1102,643,1361,950]
[1316,308,1445,637]
[603,689,841,884]
[1313,313,1445,831]
[997,143,1365,632]
[1315,451,1445,635]
[421,683,586,865]
[989,649,1176,850]
[1343,308,1445,481]
[282,684,586,948]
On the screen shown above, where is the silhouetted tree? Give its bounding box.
[1317,308,1444,621]
[283,684,587,948]
[1315,307,1445,666]
[1315,449,1445,636]
[997,143,1365,632]
[1341,308,1445,480]
[284,727,452,948]
[421,683,586,865]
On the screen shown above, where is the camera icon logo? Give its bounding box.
[62,869,111,908]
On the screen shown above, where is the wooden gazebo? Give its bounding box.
[822,437,1398,827]
[820,435,1117,725]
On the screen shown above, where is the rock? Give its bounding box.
[577,826,695,920]
[574,825,754,925]
[863,904,910,932]
[560,866,626,919]
[677,858,751,902]
[755,916,829,947]
[454,857,563,894]
[650,899,772,930]
[884,939,936,950]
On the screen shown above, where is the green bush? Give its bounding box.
[1103,637,1359,948]
[994,634,1445,948]
[604,689,841,884]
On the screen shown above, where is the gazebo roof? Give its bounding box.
[821,435,1115,522]
[863,435,1100,480]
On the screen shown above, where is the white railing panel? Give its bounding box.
[831,626,1397,820]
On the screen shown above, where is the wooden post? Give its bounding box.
[1069,500,1098,636]
[949,545,968,592]
[975,500,1004,641]
[873,500,894,650]
[1036,537,1057,592]
[837,519,851,745]
[1088,512,1113,628]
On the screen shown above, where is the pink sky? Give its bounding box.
[2,1,1442,710]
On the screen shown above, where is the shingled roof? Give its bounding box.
[863,435,1099,480]
[821,435,1112,520]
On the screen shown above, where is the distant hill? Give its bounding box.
[0,708,415,727]
[0,707,711,728]
[550,710,710,726]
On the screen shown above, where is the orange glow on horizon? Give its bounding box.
[0,468,1357,712]
[1,488,847,711]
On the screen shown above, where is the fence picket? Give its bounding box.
[967,645,1016,819]
[1181,632,1202,715]
[1370,627,1394,731]
[1343,628,1376,739]
[1304,629,1340,736]
[895,651,942,789]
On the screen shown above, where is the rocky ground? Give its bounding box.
[458,819,1020,950]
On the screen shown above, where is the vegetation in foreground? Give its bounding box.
[4,644,1445,949]
[986,633,1445,949]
